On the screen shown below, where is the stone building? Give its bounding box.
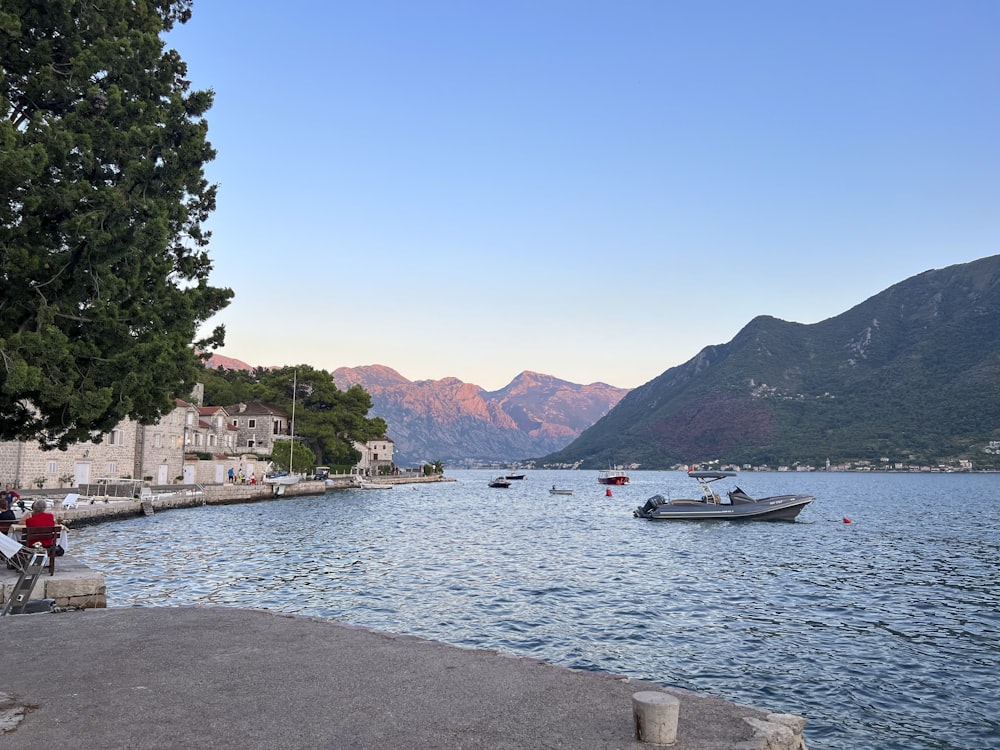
[0,385,252,490]
[0,386,391,490]
[225,401,293,456]
[0,413,182,492]
[353,437,395,476]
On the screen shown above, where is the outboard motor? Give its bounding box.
[634,494,668,518]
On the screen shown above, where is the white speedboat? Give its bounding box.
[633,471,814,521]
[263,471,300,486]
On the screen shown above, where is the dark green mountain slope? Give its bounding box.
[542,255,1000,469]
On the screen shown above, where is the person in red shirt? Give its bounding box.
[23,499,57,546]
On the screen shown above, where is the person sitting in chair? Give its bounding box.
[0,497,16,522]
[23,499,57,546]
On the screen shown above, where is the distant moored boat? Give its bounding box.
[597,468,630,485]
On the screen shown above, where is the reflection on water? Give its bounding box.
[71,470,1000,750]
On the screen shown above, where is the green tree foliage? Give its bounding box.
[204,364,388,469]
[268,438,316,476]
[0,1,232,449]
[200,366,256,407]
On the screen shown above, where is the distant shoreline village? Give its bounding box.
[508,460,985,473]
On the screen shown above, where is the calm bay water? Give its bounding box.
[70,470,999,750]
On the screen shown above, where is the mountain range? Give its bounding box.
[203,354,630,466]
[330,366,629,466]
[206,255,1000,469]
[542,255,1000,470]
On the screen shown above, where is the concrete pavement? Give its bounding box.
[0,606,807,749]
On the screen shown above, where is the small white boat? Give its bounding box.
[263,471,300,486]
[357,480,392,490]
[549,486,573,495]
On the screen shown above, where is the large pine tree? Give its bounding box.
[0,0,232,448]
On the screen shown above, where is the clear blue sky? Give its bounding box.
[170,1,999,391]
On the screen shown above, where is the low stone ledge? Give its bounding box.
[1,553,107,610]
[43,576,107,608]
[742,713,809,750]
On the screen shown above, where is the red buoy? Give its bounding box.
[606,488,612,497]
[843,517,853,524]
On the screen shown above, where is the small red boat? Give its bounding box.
[597,468,630,485]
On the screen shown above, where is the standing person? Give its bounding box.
[227,467,235,484]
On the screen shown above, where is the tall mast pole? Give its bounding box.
[289,371,297,475]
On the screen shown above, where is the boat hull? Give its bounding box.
[634,494,814,521]
[263,475,300,486]
[597,476,629,485]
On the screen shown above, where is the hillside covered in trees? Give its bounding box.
[542,255,1000,470]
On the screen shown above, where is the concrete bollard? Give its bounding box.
[632,691,679,745]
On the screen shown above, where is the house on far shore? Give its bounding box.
[352,437,395,476]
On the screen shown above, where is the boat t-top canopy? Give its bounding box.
[687,471,737,481]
